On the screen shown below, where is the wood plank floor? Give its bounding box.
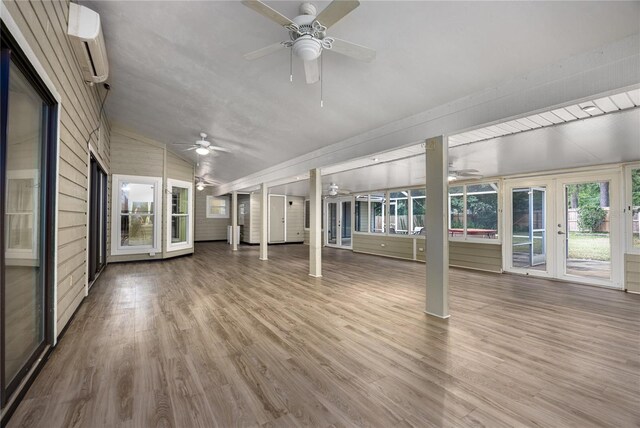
[8,242,640,427]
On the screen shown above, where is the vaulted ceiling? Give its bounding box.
[84,0,640,186]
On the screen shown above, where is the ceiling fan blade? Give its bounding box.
[329,38,376,62]
[315,0,360,29]
[454,168,480,174]
[244,42,285,60]
[241,0,298,29]
[303,59,319,84]
[208,146,231,153]
[185,147,197,151]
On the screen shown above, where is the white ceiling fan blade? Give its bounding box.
[208,146,231,153]
[330,38,376,62]
[244,42,286,60]
[454,168,480,174]
[241,0,298,29]
[304,59,319,84]
[185,146,197,151]
[316,0,360,29]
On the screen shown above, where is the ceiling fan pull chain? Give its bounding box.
[289,48,293,82]
[320,53,324,108]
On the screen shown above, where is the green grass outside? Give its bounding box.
[512,232,611,261]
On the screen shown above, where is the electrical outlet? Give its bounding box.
[418,247,424,252]
[381,243,386,247]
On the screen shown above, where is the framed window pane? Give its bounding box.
[448,186,464,234]
[304,200,310,229]
[389,191,409,234]
[121,214,154,247]
[411,189,425,234]
[171,216,188,243]
[467,183,498,239]
[355,195,368,232]
[370,193,386,233]
[172,187,189,214]
[206,195,229,218]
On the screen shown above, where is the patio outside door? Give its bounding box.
[505,171,621,288]
[325,198,352,249]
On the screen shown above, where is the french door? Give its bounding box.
[1,28,56,408]
[505,171,622,288]
[88,155,107,285]
[325,197,352,249]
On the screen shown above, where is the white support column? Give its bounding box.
[425,136,449,318]
[231,191,238,251]
[259,184,268,260]
[309,168,322,277]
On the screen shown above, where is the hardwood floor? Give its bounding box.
[8,242,640,427]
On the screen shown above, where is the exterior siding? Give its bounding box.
[109,127,195,261]
[353,234,503,273]
[4,0,112,336]
[625,253,640,293]
[194,188,230,241]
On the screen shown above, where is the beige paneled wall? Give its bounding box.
[109,126,195,262]
[4,0,112,335]
[286,196,305,242]
[353,234,503,273]
[194,188,231,241]
[625,254,640,293]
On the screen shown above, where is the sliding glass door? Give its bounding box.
[1,28,56,407]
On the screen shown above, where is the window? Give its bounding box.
[389,191,409,234]
[304,199,310,229]
[355,195,369,232]
[112,175,162,255]
[628,166,640,252]
[410,189,425,234]
[370,192,386,233]
[166,179,193,252]
[448,182,499,241]
[5,170,38,259]
[206,195,229,218]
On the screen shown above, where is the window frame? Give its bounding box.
[166,178,193,253]
[448,181,501,244]
[111,174,162,256]
[625,163,640,254]
[206,195,229,219]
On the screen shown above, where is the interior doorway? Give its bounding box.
[325,197,353,249]
[269,194,286,243]
[88,155,108,285]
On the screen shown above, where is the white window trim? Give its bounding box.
[625,163,640,254]
[206,195,229,218]
[448,181,502,245]
[166,178,194,253]
[111,174,162,256]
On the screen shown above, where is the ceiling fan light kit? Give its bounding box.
[242,0,375,105]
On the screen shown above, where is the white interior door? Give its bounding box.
[269,195,285,243]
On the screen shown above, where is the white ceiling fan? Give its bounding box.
[448,163,482,181]
[195,176,218,191]
[242,0,376,84]
[324,182,352,196]
[183,133,231,156]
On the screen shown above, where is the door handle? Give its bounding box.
[557,231,566,235]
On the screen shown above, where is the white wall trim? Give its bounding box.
[166,178,194,253]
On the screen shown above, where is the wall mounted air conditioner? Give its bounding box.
[67,3,109,84]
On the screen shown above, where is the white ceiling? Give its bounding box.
[84,1,640,186]
[269,107,640,196]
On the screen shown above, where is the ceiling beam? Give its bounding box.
[214,35,639,196]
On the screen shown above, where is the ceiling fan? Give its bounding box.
[183,133,231,156]
[195,176,217,191]
[324,182,352,196]
[448,164,482,181]
[242,0,376,84]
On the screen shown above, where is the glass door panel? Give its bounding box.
[327,202,337,245]
[340,201,351,248]
[3,58,45,387]
[511,187,547,271]
[563,181,611,280]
